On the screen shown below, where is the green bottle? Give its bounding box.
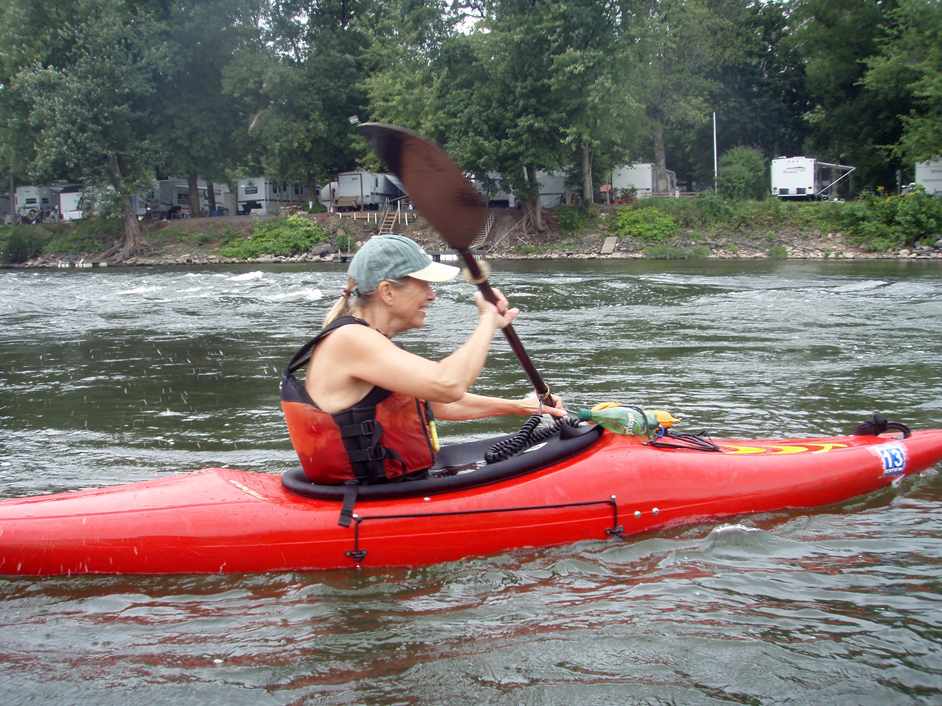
[577,406,661,437]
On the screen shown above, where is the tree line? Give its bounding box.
[1,0,939,256]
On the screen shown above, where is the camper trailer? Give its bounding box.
[14,186,54,221]
[915,159,942,196]
[212,183,236,215]
[771,157,855,199]
[333,170,403,210]
[536,170,572,207]
[57,186,85,221]
[612,163,677,198]
[472,173,517,208]
[238,178,313,216]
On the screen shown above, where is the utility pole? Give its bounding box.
[712,112,718,192]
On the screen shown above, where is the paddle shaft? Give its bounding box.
[456,246,553,405]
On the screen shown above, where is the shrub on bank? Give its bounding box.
[220,215,329,259]
[718,147,768,201]
[837,190,942,251]
[556,206,596,234]
[611,205,679,242]
[1,225,48,263]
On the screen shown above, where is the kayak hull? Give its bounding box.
[2,429,942,575]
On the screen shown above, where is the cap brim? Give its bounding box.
[408,261,460,283]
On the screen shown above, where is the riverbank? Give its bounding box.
[5,197,942,268]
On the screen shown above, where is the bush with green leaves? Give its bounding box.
[43,217,122,254]
[717,147,768,200]
[837,190,942,251]
[1,225,48,263]
[555,206,595,234]
[611,205,679,242]
[221,215,329,259]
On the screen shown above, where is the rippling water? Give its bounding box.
[1,260,941,704]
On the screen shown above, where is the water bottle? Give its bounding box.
[577,405,677,438]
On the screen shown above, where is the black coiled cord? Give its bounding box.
[485,415,583,464]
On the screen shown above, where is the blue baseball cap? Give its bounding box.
[348,234,459,294]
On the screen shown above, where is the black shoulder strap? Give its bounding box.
[284,316,368,377]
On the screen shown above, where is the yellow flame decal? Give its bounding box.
[720,442,849,455]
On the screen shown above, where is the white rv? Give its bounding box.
[472,172,517,208]
[333,170,403,210]
[536,170,572,207]
[238,177,314,216]
[57,186,85,221]
[612,163,677,198]
[14,186,54,220]
[915,159,942,196]
[771,157,855,199]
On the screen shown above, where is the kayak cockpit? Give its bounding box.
[281,420,602,502]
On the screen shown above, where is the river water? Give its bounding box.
[1,259,941,704]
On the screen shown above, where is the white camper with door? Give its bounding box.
[612,163,677,198]
[536,170,572,207]
[57,187,85,221]
[915,159,942,196]
[472,172,517,208]
[333,170,403,210]
[238,178,313,216]
[14,186,54,220]
[771,157,855,199]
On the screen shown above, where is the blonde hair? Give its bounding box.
[322,276,409,327]
[323,277,358,327]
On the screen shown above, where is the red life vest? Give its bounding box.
[280,316,435,485]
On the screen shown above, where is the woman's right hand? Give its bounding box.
[475,289,519,329]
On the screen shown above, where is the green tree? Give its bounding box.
[155,0,258,215]
[11,0,174,258]
[717,146,767,200]
[863,0,942,164]
[789,0,904,190]
[617,0,736,193]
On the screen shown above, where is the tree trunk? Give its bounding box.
[582,142,593,206]
[524,164,544,232]
[188,173,201,217]
[102,155,143,261]
[653,120,668,194]
[207,180,217,215]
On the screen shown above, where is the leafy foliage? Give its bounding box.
[837,191,942,251]
[220,215,329,259]
[717,147,767,200]
[556,206,596,234]
[611,206,679,242]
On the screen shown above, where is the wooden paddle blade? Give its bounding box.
[359,123,486,249]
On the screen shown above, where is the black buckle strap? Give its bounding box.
[338,481,359,527]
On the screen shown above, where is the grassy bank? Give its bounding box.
[4,191,942,265]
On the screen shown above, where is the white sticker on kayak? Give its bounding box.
[871,442,908,477]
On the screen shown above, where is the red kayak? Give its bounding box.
[2,423,941,576]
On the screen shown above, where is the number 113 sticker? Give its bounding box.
[871,443,908,477]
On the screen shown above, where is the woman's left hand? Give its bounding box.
[517,391,567,417]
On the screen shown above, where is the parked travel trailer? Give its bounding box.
[472,173,517,208]
[333,170,403,210]
[612,163,677,198]
[57,186,85,221]
[238,178,313,216]
[212,183,236,215]
[915,159,942,196]
[536,170,572,207]
[771,157,855,199]
[14,186,54,220]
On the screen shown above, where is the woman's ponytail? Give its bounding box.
[323,277,357,326]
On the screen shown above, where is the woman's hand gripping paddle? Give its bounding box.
[359,122,555,408]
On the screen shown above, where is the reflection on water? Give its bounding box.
[1,260,941,704]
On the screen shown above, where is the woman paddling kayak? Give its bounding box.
[280,234,565,486]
